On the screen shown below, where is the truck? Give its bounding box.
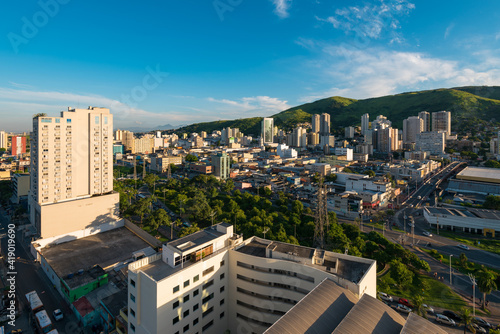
[25,290,44,313]
[35,310,54,333]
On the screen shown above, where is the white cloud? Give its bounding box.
[271,0,292,18]
[207,96,291,117]
[444,23,455,39]
[316,0,414,42]
[299,46,500,102]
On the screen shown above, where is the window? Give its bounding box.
[184,280,190,288]
[183,325,189,333]
[130,323,135,332]
[173,285,180,293]
[41,118,52,123]
[173,300,180,309]
[104,116,108,125]
[95,116,99,124]
[193,274,199,282]
[202,320,213,332]
[202,266,214,277]
[55,118,60,123]
[67,119,72,123]
[202,280,213,290]
[130,309,136,317]
[130,293,135,303]
[173,316,180,325]
[202,306,213,318]
[193,289,199,297]
[220,260,225,267]
[220,273,225,280]
[220,299,225,305]
[202,293,214,304]
[220,312,225,319]
[193,318,199,325]
[184,295,190,303]
[183,309,190,318]
[220,286,225,293]
[130,279,136,287]
[193,303,199,311]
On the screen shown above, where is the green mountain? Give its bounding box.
[178,86,500,135]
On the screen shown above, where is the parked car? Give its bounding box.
[396,304,412,314]
[398,298,414,308]
[53,309,63,321]
[471,323,487,333]
[436,314,456,326]
[423,304,435,314]
[422,231,433,237]
[442,310,461,322]
[378,292,393,302]
[473,317,491,328]
[458,244,470,250]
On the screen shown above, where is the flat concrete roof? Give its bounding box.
[426,207,500,220]
[168,227,224,253]
[41,227,151,281]
[457,166,500,184]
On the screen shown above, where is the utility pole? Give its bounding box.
[314,176,327,249]
[133,158,137,190]
[210,210,217,227]
[449,254,453,284]
[411,217,415,245]
[263,227,269,239]
[437,216,439,235]
[468,274,477,316]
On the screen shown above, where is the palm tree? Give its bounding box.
[458,307,475,334]
[476,266,498,309]
[412,295,427,319]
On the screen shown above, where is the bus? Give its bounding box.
[25,291,43,313]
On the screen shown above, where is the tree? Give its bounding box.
[292,200,303,215]
[476,266,498,309]
[364,170,376,177]
[144,173,159,190]
[483,195,500,210]
[412,295,426,319]
[222,179,234,194]
[179,223,201,237]
[325,173,337,182]
[343,167,354,174]
[459,253,468,267]
[185,154,199,162]
[458,307,475,334]
[390,260,413,288]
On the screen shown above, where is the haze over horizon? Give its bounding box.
[1,0,500,132]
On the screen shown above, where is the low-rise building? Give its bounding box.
[328,191,363,218]
[11,173,30,204]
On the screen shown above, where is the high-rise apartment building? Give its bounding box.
[261,118,274,144]
[345,126,355,138]
[372,115,391,130]
[29,107,119,239]
[312,114,320,133]
[376,127,399,153]
[11,136,26,156]
[361,113,369,135]
[418,111,430,132]
[415,131,446,155]
[292,127,306,147]
[320,113,330,135]
[402,116,424,143]
[127,223,376,334]
[307,132,319,146]
[0,131,8,150]
[432,111,451,137]
[211,152,230,179]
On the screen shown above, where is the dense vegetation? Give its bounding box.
[176,86,500,134]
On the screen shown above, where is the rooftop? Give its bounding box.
[426,207,500,220]
[100,289,128,317]
[168,226,225,252]
[457,166,500,183]
[40,227,151,288]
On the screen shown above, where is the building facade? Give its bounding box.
[211,152,230,179]
[418,111,430,132]
[415,131,446,155]
[361,113,369,135]
[0,130,8,149]
[432,111,451,137]
[261,118,274,144]
[402,116,424,143]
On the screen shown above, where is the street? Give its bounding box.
[0,208,82,334]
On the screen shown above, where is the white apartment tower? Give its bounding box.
[320,113,331,135]
[432,111,451,137]
[0,130,7,149]
[261,118,274,144]
[361,113,369,135]
[128,223,377,334]
[312,114,320,133]
[29,107,120,239]
[418,111,430,132]
[403,116,424,143]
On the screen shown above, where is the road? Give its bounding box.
[0,208,82,334]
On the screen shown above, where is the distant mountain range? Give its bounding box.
[178,86,500,136]
[122,123,181,133]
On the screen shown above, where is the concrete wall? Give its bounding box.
[36,192,120,238]
[124,219,162,248]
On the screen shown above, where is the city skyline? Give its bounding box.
[1,1,500,131]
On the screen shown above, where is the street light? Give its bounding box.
[263,227,269,239]
[468,274,477,316]
[449,254,453,284]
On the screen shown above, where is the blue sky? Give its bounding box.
[1,0,500,131]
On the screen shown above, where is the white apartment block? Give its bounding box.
[432,111,451,137]
[128,223,376,334]
[0,130,7,149]
[403,116,424,143]
[415,131,446,155]
[312,114,320,133]
[334,147,353,161]
[345,178,392,197]
[418,111,430,132]
[29,107,119,239]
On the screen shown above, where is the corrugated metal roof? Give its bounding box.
[332,294,405,334]
[400,313,448,334]
[264,278,358,334]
